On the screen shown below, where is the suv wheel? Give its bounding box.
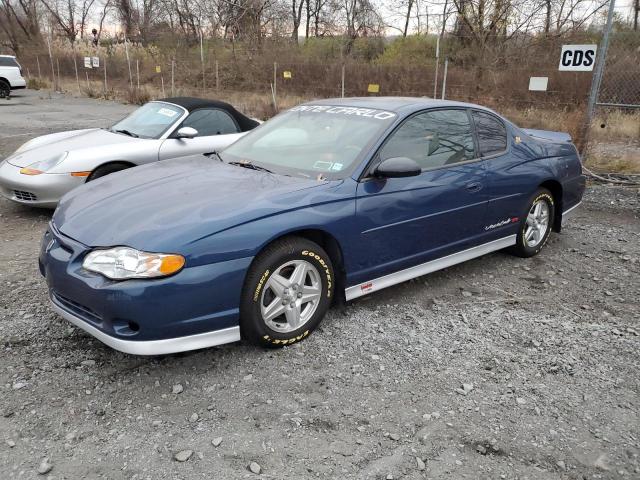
[0,80,10,99]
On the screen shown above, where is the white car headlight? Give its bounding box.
[20,152,69,175]
[82,247,185,280]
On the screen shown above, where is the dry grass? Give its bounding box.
[586,153,640,174]
[26,77,49,90]
[35,75,640,174]
[590,111,640,142]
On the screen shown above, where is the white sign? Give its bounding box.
[529,77,549,91]
[92,57,99,68]
[84,57,92,68]
[558,45,597,71]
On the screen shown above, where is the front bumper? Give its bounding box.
[40,224,252,355]
[0,161,84,207]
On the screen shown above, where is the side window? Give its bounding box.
[472,111,507,156]
[0,57,19,67]
[181,109,239,136]
[379,109,476,170]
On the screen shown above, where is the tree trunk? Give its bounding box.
[635,0,639,31]
[305,0,310,41]
[544,0,551,34]
[403,0,414,37]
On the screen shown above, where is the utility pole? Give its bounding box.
[634,0,639,31]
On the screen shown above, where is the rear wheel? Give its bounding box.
[240,236,334,347]
[511,188,555,258]
[87,162,132,182]
[0,80,10,99]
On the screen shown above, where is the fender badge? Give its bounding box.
[515,136,522,144]
[361,282,373,292]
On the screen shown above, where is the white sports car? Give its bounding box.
[0,97,259,207]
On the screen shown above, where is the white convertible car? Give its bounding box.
[0,97,259,207]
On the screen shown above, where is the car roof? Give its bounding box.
[305,96,497,115]
[157,97,259,132]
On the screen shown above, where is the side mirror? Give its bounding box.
[374,157,421,178]
[176,126,198,139]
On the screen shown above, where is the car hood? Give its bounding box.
[53,155,327,251]
[6,129,140,167]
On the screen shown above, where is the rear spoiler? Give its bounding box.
[522,128,572,143]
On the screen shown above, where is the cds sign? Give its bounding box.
[558,45,597,71]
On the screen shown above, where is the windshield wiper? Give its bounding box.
[228,161,273,174]
[205,151,224,162]
[113,129,139,138]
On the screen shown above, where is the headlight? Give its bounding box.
[82,247,185,280]
[20,152,69,175]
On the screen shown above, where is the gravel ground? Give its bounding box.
[1,91,639,480]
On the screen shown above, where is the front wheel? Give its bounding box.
[0,80,10,99]
[511,188,555,258]
[240,236,334,347]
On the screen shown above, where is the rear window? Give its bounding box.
[0,57,19,67]
[472,110,507,156]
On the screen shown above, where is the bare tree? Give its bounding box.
[291,0,304,42]
[40,0,97,43]
[0,0,41,52]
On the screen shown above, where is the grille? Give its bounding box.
[13,190,37,201]
[52,291,102,325]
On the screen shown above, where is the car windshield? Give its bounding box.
[110,102,184,139]
[221,105,398,179]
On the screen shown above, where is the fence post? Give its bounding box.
[56,58,60,90]
[103,57,107,94]
[171,60,175,96]
[341,64,345,98]
[85,71,90,91]
[36,56,41,79]
[161,74,166,97]
[583,0,616,156]
[124,35,133,88]
[441,57,448,100]
[273,62,277,105]
[215,60,219,92]
[73,54,80,93]
[433,36,440,98]
[136,59,140,89]
[46,34,55,91]
[200,30,205,90]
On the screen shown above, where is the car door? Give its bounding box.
[471,110,523,241]
[158,108,245,160]
[351,108,489,283]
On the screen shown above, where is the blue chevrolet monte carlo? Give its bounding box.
[39,97,585,355]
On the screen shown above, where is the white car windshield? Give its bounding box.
[110,102,184,139]
[221,105,397,179]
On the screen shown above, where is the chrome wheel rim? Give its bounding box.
[524,199,550,248]
[260,260,322,333]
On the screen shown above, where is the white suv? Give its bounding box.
[0,55,26,98]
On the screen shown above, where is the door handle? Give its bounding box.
[465,181,483,193]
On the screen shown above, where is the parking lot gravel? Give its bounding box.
[0,90,639,479]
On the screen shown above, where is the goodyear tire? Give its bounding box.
[511,187,555,258]
[240,236,334,347]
